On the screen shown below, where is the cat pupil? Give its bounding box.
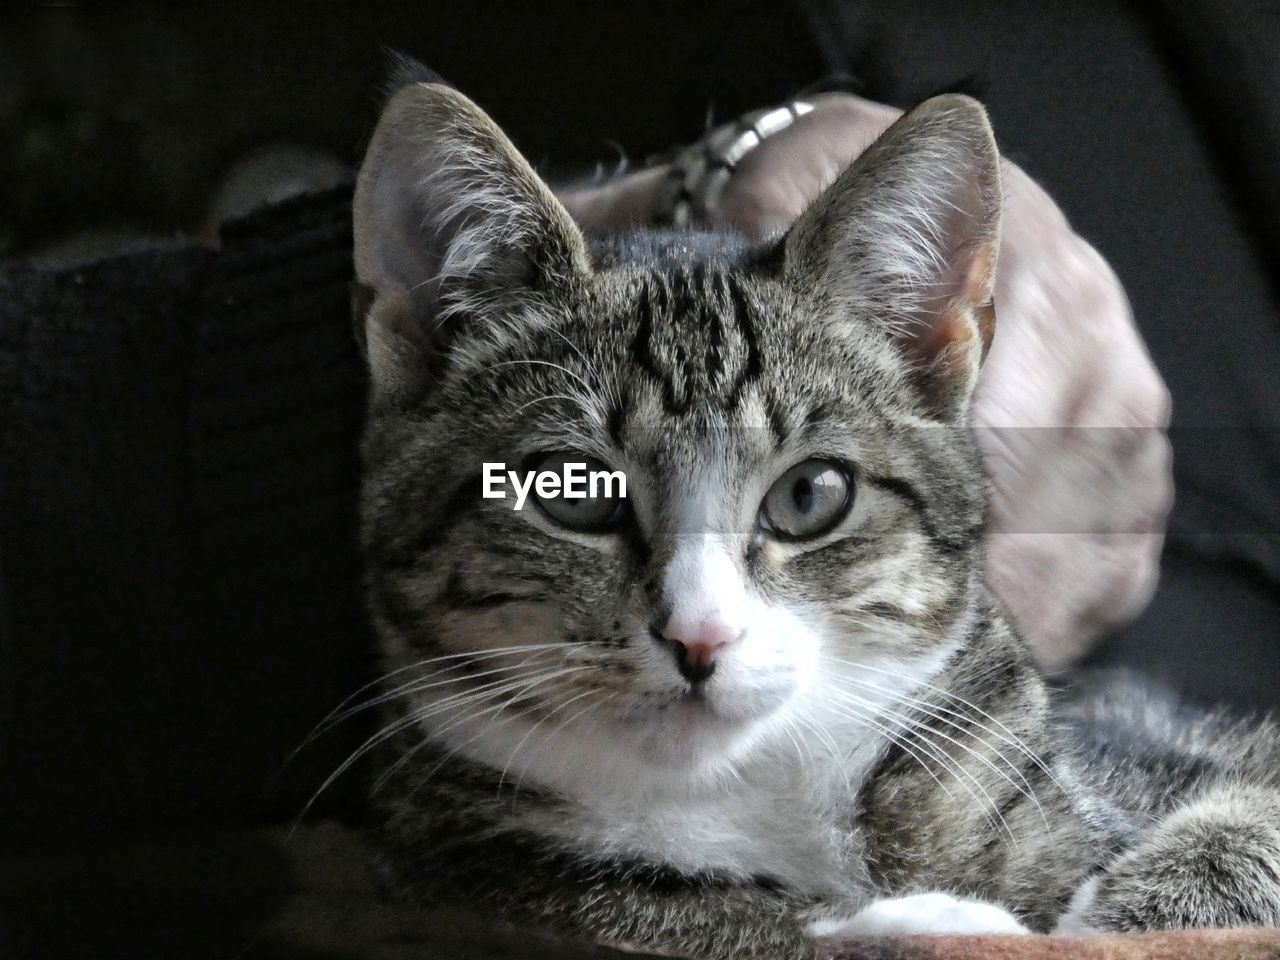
[792,478,815,513]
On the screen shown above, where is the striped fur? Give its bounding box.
[350,80,1280,959]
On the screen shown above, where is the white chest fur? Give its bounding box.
[425,646,959,900]
[506,731,886,899]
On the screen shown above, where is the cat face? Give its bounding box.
[354,83,1001,789]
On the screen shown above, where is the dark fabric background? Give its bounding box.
[1,0,1277,872]
[0,197,371,847]
[0,2,819,256]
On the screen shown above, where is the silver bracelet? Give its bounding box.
[654,100,814,228]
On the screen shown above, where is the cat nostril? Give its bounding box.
[673,641,718,686]
[649,620,743,686]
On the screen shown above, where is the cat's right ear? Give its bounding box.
[353,82,590,403]
[780,95,1002,422]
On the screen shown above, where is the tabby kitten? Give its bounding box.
[351,76,1280,959]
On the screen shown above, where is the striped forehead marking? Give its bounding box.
[631,266,762,417]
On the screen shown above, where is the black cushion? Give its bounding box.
[0,191,373,847]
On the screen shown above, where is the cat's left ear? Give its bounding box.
[353,82,590,403]
[782,94,1002,421]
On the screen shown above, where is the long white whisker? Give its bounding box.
[511,698,605,799]
[792,707,854,800]
[290,666,589,831]
[515,393,591,416]
[817,694,1014,841]
[828,652,1064,793]
[372,667,588,794]
[821,626,1063,796]
[838,673,1050,833]
[491,358,597,397]
[294,643,570,752]
[825,687,1019,847]
[775,714,813,770]
[400,672,594,801]
[497,688,597,793]
[544,328,614,408]
[311,669,554,801]
[303,649,566,748]
[499,691,599,798]
[813,694,958,802]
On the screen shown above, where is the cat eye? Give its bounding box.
[529,452,629,533]
[760,459,853,540]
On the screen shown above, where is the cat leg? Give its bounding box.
[808,892,1029,937]
[1057,784,1280,932]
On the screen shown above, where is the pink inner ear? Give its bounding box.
[961,242,998,301]
[958,241,999,360]
[912,239,998,364]
[901,235,999,420]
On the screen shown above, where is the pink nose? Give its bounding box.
[652,619,742,686]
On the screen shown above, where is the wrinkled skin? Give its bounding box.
[562,93,1173,671]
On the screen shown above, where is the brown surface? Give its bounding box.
[819,928,1280,960]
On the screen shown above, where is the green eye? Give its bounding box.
[761,459,853,540]
[531,452,628,532]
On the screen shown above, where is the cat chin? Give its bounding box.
[610,689,799,776]
[626,709,764,771]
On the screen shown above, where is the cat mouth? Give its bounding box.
[676,692,721,723]
[672,683,777,725]
[616,679,792,731]
[650,689,718,717]
[627,688,736,725]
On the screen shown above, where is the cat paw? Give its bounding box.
[808,892,1030,938]
[1055,787,1280,933]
